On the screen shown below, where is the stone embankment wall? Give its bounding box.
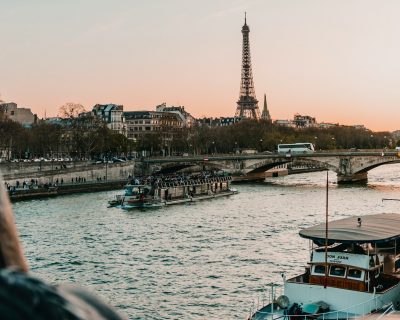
[0,161,137,185]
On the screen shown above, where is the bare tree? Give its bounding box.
[58,103,86,119]
[73,113,105,158]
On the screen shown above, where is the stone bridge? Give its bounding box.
[138,151,400,184]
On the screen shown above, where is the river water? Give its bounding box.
[13,164,400,319]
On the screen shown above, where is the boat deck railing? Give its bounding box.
[249,295,389,320]
[152,176,232,189]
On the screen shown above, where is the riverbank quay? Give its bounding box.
[1,160,135,186]
[8,179,127,202]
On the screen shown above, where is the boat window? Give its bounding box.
[395,259,400,271]
[347,268,363,280]
[329,265,346,278]
[312,264,325,275]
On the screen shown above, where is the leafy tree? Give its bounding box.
[0,118,26,159]
[30,123,63,158]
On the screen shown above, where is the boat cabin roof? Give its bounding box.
[299,213,400,244]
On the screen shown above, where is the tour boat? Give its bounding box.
[109,175,237,209]
[249,213,400,319]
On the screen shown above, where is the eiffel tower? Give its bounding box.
[235,13,260,119]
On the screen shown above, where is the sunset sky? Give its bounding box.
[1,0,400,131]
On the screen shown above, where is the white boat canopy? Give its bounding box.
[299,213,400,244]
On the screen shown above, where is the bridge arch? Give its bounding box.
[355,160,400,173]
[245,160,290,174]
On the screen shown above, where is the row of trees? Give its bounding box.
[0,103,396,159]
[138,120,395,155]
[0,103,133,160]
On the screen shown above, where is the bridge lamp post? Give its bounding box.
[331,137,335,150]
[259,139,263,152]
[386,137,393,149]
[370,134,374,149]
[234,141,238,154]
[314,136,318,150]
[212,141,215,155]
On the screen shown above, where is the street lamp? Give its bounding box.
[259,139,263,152]
[234,141,238,154]
[105,159,108,181]
[212,141,215,154]
[331,137,335,150]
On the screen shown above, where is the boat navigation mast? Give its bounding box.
[324,171,329,289]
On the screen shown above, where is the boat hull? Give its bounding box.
[284,280,400,315]
[250,279,400,319]
[120,189,237,209]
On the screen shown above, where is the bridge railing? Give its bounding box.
[143,151,400,163]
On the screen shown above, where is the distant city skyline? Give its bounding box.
[1,0,400,131]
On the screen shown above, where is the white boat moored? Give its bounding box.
[250,213,400,319]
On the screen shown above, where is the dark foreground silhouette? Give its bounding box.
[0,177,126,320]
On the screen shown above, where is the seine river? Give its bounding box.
[13,164,400,319]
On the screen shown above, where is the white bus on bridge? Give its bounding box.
[277,143,315,154]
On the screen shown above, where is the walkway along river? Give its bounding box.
[12,164,400,319]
